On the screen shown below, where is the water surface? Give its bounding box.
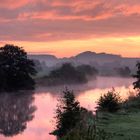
[0,77,135,140]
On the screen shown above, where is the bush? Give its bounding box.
[123,92,140,111]
[97,89,121,113]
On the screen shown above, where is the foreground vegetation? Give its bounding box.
[60,111,140,140]
[53,90,140,140]
[50,62,140,140]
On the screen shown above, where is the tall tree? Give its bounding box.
[0,44,37,91]
[53,89,81,138]
[133,62,140,90]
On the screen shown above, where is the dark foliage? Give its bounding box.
[97,89,121,113]
[61,127,113,140]
[123,91,140,111]
[77,64,98,78]
[0,44,37,91]
[60,109,113,140]
[52,89,81,138]
[40,63,98,86]
[133,62,140,90]
[44,63,87,85]
[115,66,131,77]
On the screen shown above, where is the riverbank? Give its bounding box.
[95,111,140,140]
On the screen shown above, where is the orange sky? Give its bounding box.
[0,0,140,58]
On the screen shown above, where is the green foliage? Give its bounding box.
[97,89,121,112]
[61,126,112,140]
[123,92,140,111]
[52,89,81,137]
[0,44,37,91]
[60,110,113,140]
[133,62,140,90]
[96,112,140,140]
[61,110,140,140]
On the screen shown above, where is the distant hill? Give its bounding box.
[71,51,122,65]
[28,51,140,74]
[28,54,58,67]
[75,51,121,59]
[29,54,57,61]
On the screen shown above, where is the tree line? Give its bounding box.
[38,63,98,86]
[0,44,139,92]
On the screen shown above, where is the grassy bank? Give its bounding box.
[96,111,140,140]
[60,90,140,140]
[61,111,140,140]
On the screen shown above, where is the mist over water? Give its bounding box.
[0,77,135,140]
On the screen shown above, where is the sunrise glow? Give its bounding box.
[0,0,140,57]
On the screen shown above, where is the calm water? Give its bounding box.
[0,77,135,140]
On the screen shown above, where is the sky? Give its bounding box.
[0,0,140,58]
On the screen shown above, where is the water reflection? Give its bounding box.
[36,77,134,95]
[0,91,36,137]
[0,77,135,140]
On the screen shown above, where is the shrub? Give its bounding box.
[123,91,140,111]
[97,89,121,113]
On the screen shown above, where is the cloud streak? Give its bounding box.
[0,0,140,41]
[0,0,140,57]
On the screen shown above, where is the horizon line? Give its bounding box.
[28,51,140,59]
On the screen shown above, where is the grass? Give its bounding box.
[59,91,140,140]
[96,111,140,140]
[60,103,140,140]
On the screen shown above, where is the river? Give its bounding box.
[0,77,135,140]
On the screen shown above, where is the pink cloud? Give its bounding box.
[0,0,140,41]
[0,0,30,9]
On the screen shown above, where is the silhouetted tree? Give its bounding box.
[97,89,121,112]
[0,44,37,91]
[53,89,81,137]
[77,64,98,78]
[45,63,87,85]
[115,66,131,77]
[133,62,140,90]
[0,92,36,136]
